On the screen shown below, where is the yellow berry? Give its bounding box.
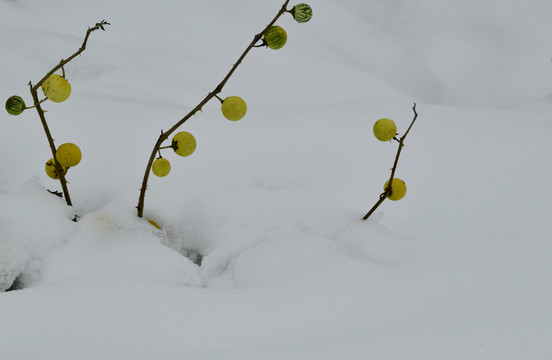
[221,96,247,121]
[172,132,197,157]
[45,158,67,179]
[56,143,81,168]
[373,118,397,142]
[152,158,171,177]
[42,74,71,103]
[384,178,407,201]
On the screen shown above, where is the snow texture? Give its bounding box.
[1,0,552,359]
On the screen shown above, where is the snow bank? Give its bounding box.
[1,0,552,358]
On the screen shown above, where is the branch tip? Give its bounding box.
[95,20,111,31]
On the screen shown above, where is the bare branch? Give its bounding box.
[137,2,291,217]
[29,21,109,207]
[31,20,110,92]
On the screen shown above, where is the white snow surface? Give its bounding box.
[1,0,552,358]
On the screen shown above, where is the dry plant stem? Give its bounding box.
[29,89,73,206]
[136,1,290,217]
[362,103,418,221]
[28,20,109,207]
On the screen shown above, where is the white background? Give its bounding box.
[1,0,552,358]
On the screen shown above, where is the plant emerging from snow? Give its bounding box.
[363,103,419,220]
[136,2,313,218]
[4,20,110,215]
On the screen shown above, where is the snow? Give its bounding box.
[1,0,552,358]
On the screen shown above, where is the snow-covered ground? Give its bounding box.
[1,0,552,358]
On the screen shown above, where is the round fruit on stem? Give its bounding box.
[221,96,247,121]
[264,25,287,50]
[152,158,171,177]
[384,178,407,201]
[45,158,68,180]
[172,132,197,157]
[292,3,313,23]
[5,95,26,115]
[41,74,72,103]
[56,143,82,168]
[373,118,397,142]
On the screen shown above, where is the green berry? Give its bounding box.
[264,25,287,50]
[292,3,313,23]
[5,95,26,115]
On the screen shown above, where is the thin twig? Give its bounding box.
[136,2,290,217]
[362,103,418,221]
[29,20,109,207]
[31,20,110,93]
